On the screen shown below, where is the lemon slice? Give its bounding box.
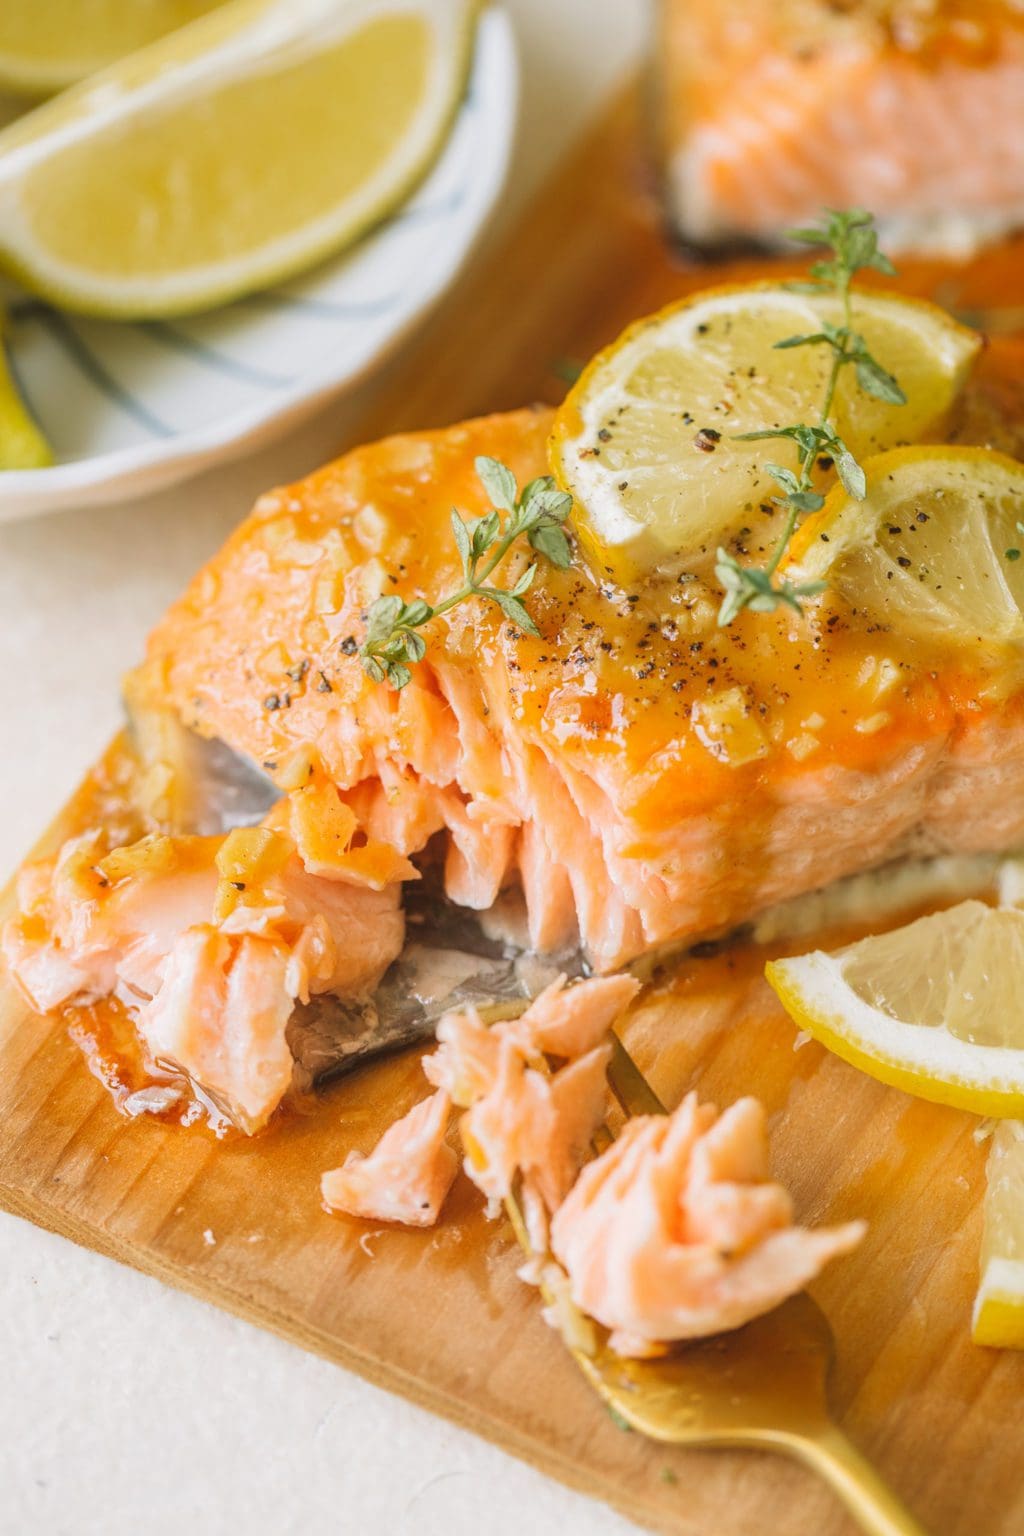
[0,1,227,97]
[0,311,52,469]
[549,284,979,584]
[766,900,1024,1117]
[974,1120,1024,1348]
[789,446,1024,648]
[0,0,476,318]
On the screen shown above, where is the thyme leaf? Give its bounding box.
[359,458,572,689]
[716,209,905,628]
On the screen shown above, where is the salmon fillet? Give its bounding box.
[319,976,638,1239]
[658,0,1024,255]
[127,378,1024,974]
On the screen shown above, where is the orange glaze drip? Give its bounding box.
[65,997,227,1134]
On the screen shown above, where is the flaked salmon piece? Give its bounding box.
[550,1093,865,1355]
[337,977,634,1233]
[142,927,297,1134]
[3,833,221,1012]
[462,1037,612,1220]
[327,982,861,1354]
[321,1089,457,1227]
[3,810,406,1132]
[423,974,638,1105]
[658,0,1024,255]
[423,1005,501,1106]
[502,973,641,1061]
[128,373,1024,975]
[5,827,402,1014]
[413,976,634,1237]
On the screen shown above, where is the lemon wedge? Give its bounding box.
[766,900,1024,1117]
[974,1120,1024,1348]
[788,446,1024,648]
[0,1,227,97]
[0,311,52,469]
[0,0,476,317]
[549,284,979,585]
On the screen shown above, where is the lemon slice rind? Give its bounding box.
[973,1120,1024,1348]
[0,312,52,468]
[767,937,1024,1119]
[973,1257,1024,1347]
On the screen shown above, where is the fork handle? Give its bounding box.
[790,1425,928,1536]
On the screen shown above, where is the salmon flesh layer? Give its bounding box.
[128,401,1024,976]
[659,0,1024,253]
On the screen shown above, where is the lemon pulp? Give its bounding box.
[790,446,1024,648]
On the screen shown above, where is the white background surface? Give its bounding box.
[0,4,649,1534]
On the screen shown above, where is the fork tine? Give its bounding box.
[607,1031,665,1117]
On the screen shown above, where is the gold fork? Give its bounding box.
[504,1037,927,1536]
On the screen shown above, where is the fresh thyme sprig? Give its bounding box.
[360,457,572,689]
[715,209,906,627]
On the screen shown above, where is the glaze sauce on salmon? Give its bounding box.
[119,341,1024,977]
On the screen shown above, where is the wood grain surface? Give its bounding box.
[3,85,1024,1536]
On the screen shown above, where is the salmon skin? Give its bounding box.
[657,0,1024,257]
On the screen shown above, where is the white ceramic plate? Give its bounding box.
[0,5,516,522]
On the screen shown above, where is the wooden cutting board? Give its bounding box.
[4,84,1024,1536]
